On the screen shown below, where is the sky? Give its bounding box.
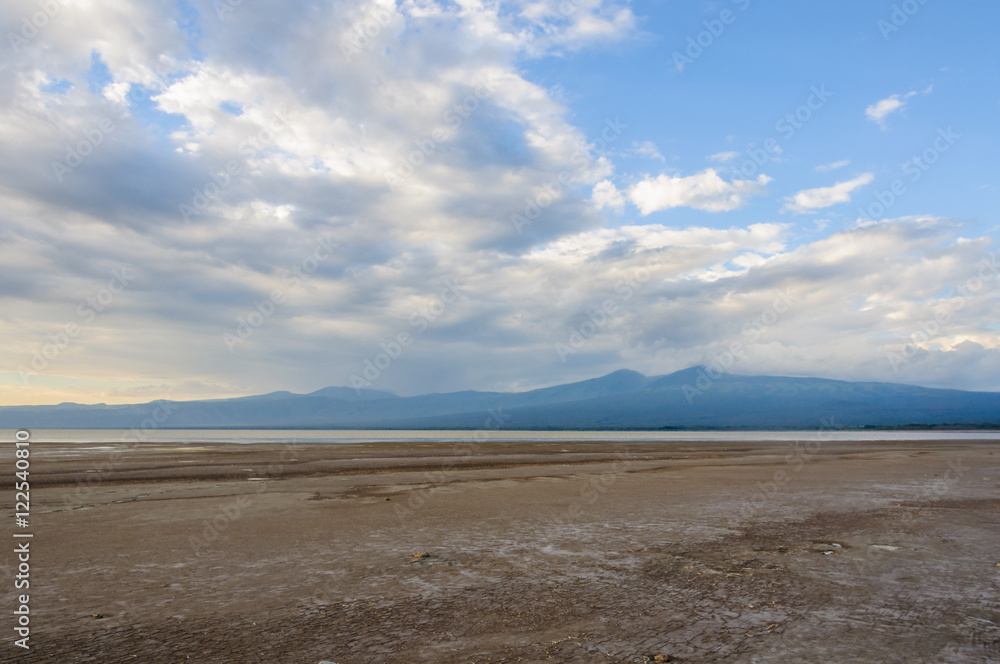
[1,0,999,405]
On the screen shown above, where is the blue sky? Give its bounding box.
[523,0,998,234]
[1,0,998,404]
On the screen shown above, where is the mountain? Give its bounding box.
[2,368,998,430]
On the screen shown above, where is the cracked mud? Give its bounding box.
[2,439,999,663]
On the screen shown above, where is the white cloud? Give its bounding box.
[532,222,788,263]
[707,151,741,163]
[814,159,850,172]
[0,0,645,402]
[866,95,908,127]
[591,180,626,213]
[632,141,665,161]
[782,173,875,214]
[628,169,772,215]
[0,3,994,405]
[516,0,637,55]
[525,217,1000,392]
[865,86,932,129]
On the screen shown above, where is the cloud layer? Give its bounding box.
[0,1,997,405]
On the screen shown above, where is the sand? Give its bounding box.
[3,438,1000,663]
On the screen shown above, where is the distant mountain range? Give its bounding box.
[3,367,999,430]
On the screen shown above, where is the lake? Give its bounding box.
[7,428,1000,444]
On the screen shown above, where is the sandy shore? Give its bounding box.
[2,438,1000,663]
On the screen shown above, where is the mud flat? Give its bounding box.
[2,438,1000,663]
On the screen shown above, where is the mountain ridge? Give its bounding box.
[2,367,998,430]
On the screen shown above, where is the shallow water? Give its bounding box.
[5,428,1000,445]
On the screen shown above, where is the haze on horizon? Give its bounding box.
[1,0,999,407]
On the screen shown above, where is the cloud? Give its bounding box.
[865,86,933,128]
[866,95,909,127]
[782,173,875,214]
[632,140,665,161]
[0,3,994,405]
[591,180,626,213]
[516,0,638,55]
[627,169,772,215]
[0,0,644,401]
[707,151,741,163]
[814,159,850,172]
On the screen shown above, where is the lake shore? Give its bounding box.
[5,439,1000,662]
